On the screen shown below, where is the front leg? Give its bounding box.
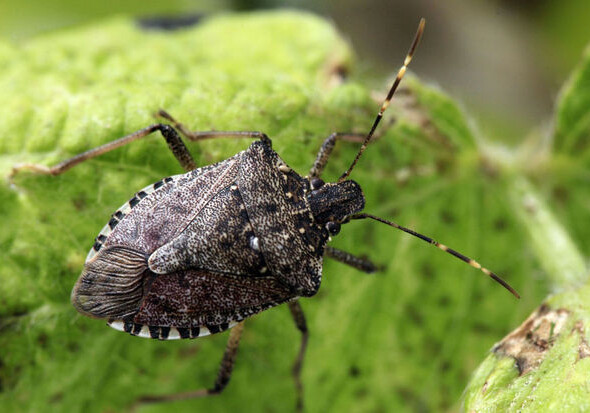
[10,110,271,181]
[11,124,198,177]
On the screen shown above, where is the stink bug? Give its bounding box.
[10,18,519,411]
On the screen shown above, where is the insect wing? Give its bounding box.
[128,269,295,339]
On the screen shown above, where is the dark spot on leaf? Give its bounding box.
[405,303,423,325]
[494,217,508,231]
[137,14,204,31]
[472,322,493,334]
[349,365,361,377]
[396,387,429,413]
[154,347,170,358]
[50,392,64,403]
[440,210,455,224]
[420,262,434,279]
[438,295,451,307]
[37,332,49,348]
[72,195,86,211]
[179,342,199,357]
[354,387,368,399]
[67,341,80,353]
[552,186,569,203]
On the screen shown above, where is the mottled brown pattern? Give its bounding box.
[134,269,293,327]
[239,141,327,296]
[148,184,266,276]
[105,153,241,254]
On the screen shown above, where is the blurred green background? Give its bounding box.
[1,1,589,412]
[2,0,590,141]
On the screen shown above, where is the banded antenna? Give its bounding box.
[347,213,520,298]
[339,18,425,183]
[337,18,520,298]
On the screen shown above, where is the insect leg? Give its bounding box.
[134,321,245,407]
[157,109,271,146]
[10,123,198,179]
[288,300,308,412]
[308,133,366,178]
[324,246,379,273]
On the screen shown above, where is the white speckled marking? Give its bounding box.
[168,327,181,340]
[278,164,291,173]
[249,236,260,251]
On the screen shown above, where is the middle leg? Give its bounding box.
[134,321,245,407]
[288,300,309,412]
[324,246,379,273]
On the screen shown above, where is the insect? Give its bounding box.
[10,18,519,411]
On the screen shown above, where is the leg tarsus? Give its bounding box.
[288,300,308,412]
[324,246,380,273]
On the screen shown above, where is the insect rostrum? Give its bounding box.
[11,18,518,410]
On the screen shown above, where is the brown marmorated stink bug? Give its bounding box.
[11,18,519,411]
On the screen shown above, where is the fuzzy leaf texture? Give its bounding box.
[463,33,590,412]
[0,11,571,413]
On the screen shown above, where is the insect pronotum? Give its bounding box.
[11,17,519,411]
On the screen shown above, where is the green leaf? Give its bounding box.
[464,29,590,411]
[0,11,551,413]
[554,43,590,160]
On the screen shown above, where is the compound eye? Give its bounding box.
[310,177,325,190]
[326,221,341,236]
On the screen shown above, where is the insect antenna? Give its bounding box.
[347,213,520,299]
[339,18,426,183]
